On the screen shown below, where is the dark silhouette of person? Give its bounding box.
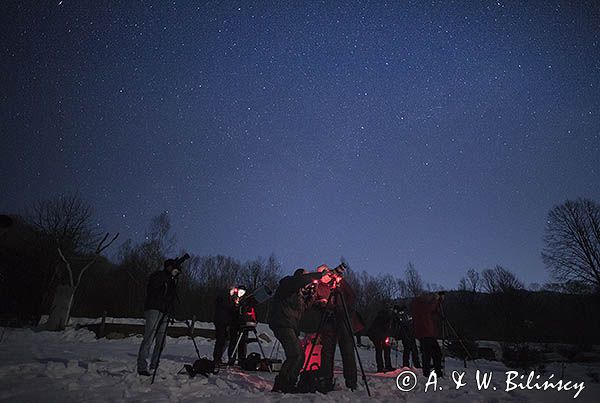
[268,268,325,393]
[315,265,358,392]
[368,307,394,373]
[137,259,179,376]
[391,305,421,368]
[212,287,247,365]
[411,293,444,377]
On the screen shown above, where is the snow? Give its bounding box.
[37,315,216,329]
[1,320,599,402]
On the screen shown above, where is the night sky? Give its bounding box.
[2,1,599,288]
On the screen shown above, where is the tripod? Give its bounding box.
[185,318,204,361]
[269,339,281,360]
[229,324,271,372]
[394,338,399,368]
[301,284,371,396]
[439,302,478,371]
[150,277,179,384]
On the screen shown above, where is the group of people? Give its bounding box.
[135,258,445,393]
[367,292,444,378]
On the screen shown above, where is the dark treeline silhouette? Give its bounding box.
[1,195,599,346]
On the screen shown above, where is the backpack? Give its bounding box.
[240,352,262,371]
[296,370,319,393]
[184,358,218,377]
[297,372,336,394]
[257,358,273,372]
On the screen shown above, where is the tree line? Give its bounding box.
[1,195,599,344]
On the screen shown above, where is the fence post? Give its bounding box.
[189,315,196,338]
[99,311,107,339]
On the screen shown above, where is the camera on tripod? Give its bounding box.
[173,253,191,268]
[166,253,190,277]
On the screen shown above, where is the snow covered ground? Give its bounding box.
[1,321,599,402]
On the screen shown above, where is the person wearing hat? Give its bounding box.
[136,259,180,376]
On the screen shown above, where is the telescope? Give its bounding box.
[239,284,273,307]
[173,253,190,268]
[234,284,274,328]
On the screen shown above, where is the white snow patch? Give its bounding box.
[1,321,599,402]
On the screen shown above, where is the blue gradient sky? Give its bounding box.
[2,1,599,288]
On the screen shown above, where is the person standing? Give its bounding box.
[136,259,179,376]
[391,305,421,368]
[269,268,325,393]
[411,293,444,378]
[368,307,394,373]
[316,273,358,392]
[227,286,249,365]
[212,287,239,366]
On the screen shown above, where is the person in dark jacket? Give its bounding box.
[391,305,421,368]
[368,307,394,373]
[314,266,358,392]
[212,287,244,365]
[269,268,325,393]
[228,286,251,365]
[411,293,444,378]
[137,259,179,376]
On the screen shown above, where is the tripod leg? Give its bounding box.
[301,293,334,373]
[229,331,245,365]
[190,334,202,360]
[253,329,267,357]
[253,329,272,373]
[444,318,478,370]
[441,320,446,371]
[151,313,170,384]
[185,320,202,360]
[338,292,371,397]
[269,339,281,360]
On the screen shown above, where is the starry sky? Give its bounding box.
[2,1,599,288]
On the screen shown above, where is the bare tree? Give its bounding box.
[426,282,443,292]
[115,212,178,313]
[458,269,480,292]
[542,198,600,292]
[198,255,241,290]
[141,211,176,267]
[46,232,119,330]
[396,278,409,298]
[26,195,108,326]
[236,254,281,323]
[240,256,266,290]
[263,253,282,290]
[405,262,424,297]
[377,274,401,301]
[29,194,98,254]
[481,265,523,294]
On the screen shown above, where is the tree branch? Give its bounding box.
[57,247,74,287]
